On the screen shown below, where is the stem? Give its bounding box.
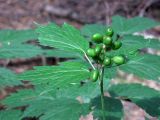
[84,53,95,70]
[100,67,105,120]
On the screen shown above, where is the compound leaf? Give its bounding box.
[18,61,90,88]
[1,88,46,108]
[0,29,37,43]
[91,96,123,120]
[36,23,89,57]
[0,110,22,120]
[81,24,106,40]
[2,86,90,120]
[119,54,160,81]
[120,35,160,52]
[39,99,89,120]
[132,97,160,117]
[0,43,44,59]
[56,78,110,103]
[108,83,160,99]
[44,49,83,59]
[108,83,160,117]
[0,67,21,89]
[112,16,159,35]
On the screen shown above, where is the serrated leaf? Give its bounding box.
[40,99,89,120]
[56,78,110,103]
[0,67,21,89]
[108,83,160,99]
[91,96,123,120]
[36,23,89,57]
[132,97,160,117]
[104,67,117,79]
[119,54,160,81]
[0,110,21,120]
[2,86,90,120]
[0,29,37,43]
[80,24,106,39]
[1,85,57,109]
[18,61,90,88]
[44,49,83,59]
[108,83,160,117]
[0,43,44,59]
[56,83,100,103]
[1,88,44,108]
[112,16,159,35]
[22,97,89,120]
[119,35,160,52]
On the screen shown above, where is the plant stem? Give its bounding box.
[100,67,105,120]
[84,53,95,70]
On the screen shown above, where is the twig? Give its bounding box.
[84,53,95,70]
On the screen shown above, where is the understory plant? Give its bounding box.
[0,16,160,120]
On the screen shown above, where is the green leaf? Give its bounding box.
[106,35,160,60]
[91,96,123,120]
[21,97,89,120]
[104,67,117,79]
[36,23,89,57]
[1,88,43,108]
[40,99,89,120]
[119,54,160,81]
[56,79,109,103]
[56,83,100,103]
[0,29,45,59]
[112,16,159,35]
[81,24,106,39]
[18,61,90,88]
[44,49,83,59]
[2,86,90,120]
[108,83,160,117]
[120,35,160,51]
[0,67,21,89]
[0,110,21,120]
[0,43,44,59]
[1,85,57,108]
[132,97,160,117]
[0,29,37,43]
[108,83,160,99]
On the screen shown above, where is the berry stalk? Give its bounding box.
[100,67,105,120]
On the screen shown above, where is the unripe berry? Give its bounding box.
[103,36,112,46]
[87,48,96,57]
[92,33,103,43]
[94,45,102,55]
[112,41,122,50]
[103,57,111,66]
[106,27,114,37]
[112,56,125,65]
[90,69,99,82]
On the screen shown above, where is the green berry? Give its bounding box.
[112,56,125,65]
[92,33,103,43]
[112,41,122,50]
[90,69,99,82]
[94,45,102,55]
[103,36,112,46]
[106,27,114,37]
[103,57,111,66]
[87,48,96,57]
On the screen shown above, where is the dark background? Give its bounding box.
[0,0,160,29]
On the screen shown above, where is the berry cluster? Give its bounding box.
[87,27,125,82]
